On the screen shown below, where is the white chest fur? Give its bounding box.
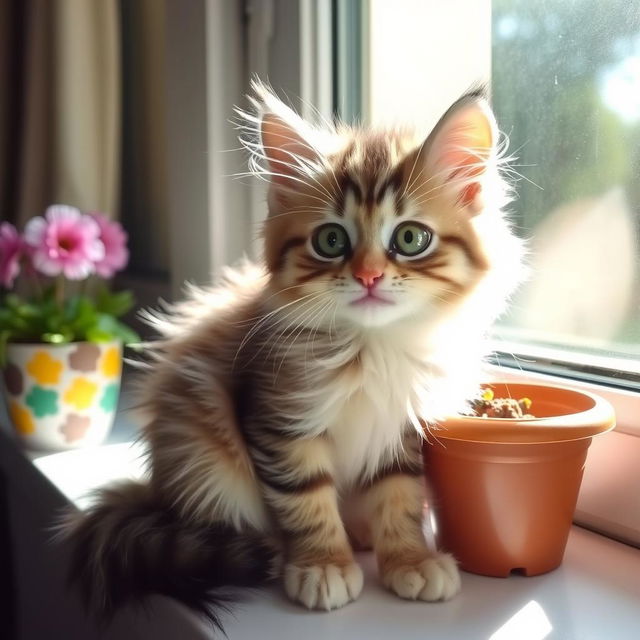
[323,337,422,487]
[286,325,480,488]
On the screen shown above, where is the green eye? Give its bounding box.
[392,222,433,257]
[312,224,350,259]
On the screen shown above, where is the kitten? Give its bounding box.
[63,81,523,627]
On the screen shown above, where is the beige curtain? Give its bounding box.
[0,0,120,225]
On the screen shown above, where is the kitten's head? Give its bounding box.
[242,82,522,332]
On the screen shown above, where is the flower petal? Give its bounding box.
[63,258,95,280]
[31,251,63,276]
[91,214,129,277]
[45,204,82,223]
[86,239,106,262]
[23,217,47,246]
[0,222,23,287]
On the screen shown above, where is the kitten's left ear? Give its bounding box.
[247,80,334,193]
[420,90,499,215]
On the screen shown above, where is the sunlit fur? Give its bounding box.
[63,81,524,624]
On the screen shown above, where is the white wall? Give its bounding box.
[367,0,491,132]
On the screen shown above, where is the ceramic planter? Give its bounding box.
[2,341,122,451]
[423,382,615,577]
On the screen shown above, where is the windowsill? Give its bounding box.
[1,386,639,639]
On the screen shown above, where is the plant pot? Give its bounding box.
[423,382,615,577]
[2,340,123,451]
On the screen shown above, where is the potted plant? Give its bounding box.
[0,205,139,451]
[423,381,615,577]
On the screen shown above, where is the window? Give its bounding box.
[320,0,640,546]
[334,1,640,391]
[491,0,640,388]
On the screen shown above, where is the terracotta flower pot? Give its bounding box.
[2,341,123,451]
[423,382,615,577]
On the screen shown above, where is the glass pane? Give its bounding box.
[492,0,640,361]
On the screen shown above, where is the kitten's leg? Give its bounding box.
[251,434,363,611]
[362,432,461,602]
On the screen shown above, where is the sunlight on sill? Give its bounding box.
[32,441,146,509]
[489,600,552,640]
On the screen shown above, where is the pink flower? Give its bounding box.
[24,205,105,280]
[0,222,23,288]
[90,213,129,278]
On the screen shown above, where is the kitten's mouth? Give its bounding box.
[350,291,394,306]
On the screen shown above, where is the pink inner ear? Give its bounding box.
[431,106,495,176]
[460,182,481,206]
[424,103,496,214]
[261,114,319,186]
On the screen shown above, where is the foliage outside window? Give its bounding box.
[492,0,640,361]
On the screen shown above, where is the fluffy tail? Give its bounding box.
[61,480,278,630]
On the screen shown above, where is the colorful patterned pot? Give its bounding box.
[2,341,122,451]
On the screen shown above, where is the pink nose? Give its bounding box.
[354,267,384,289]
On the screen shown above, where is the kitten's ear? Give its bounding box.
[420,90,498,215]
[248,80,326,191]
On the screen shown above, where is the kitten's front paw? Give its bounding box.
[383,552,460,602]
[284,561,364,610]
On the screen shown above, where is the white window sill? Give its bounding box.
[16,424,640,639]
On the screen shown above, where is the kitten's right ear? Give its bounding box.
[419,88,499,215]
[246,80,326,191]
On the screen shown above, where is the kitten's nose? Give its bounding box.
[354,267,384,289]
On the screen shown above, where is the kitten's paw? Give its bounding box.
[284,561,364,610]
[383,553,460,602]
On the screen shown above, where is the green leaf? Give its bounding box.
[96,287,135,318]
[45,312,64,333]
[88,314,140,345]
[85,328,114,343]
[63,295,81,320]
[96,313,120,333]
[0,287,138,350]
[15,303,41,319]
[8,315,30,332]
[0,330,13,367]
[40,285,56,303]
[41,332,72,344]
[111,320,140,345]
[4,293,23,310]
[0,308,13,330]
[65,297,98,335]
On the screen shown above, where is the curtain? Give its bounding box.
[0,0,120,225]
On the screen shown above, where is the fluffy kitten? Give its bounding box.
[63,82,523,627]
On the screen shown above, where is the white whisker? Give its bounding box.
[264,294,328,371]
[232,290,326,367]
[274,296,330,380]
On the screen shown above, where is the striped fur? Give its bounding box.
[63,481,279,628]
[63,82,524,627]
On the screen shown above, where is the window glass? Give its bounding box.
[492,0,640,361]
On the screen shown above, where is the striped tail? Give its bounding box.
[61,480,278,630]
